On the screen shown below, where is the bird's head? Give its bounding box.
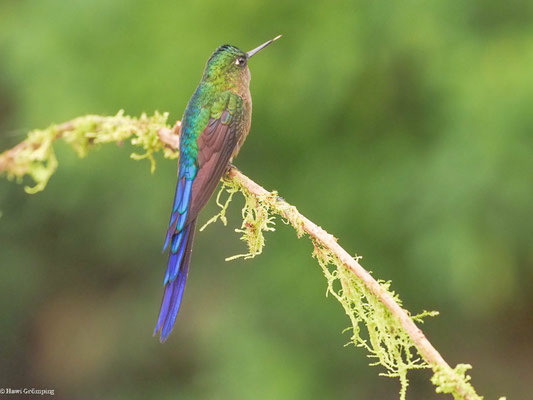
[202,35,281,91]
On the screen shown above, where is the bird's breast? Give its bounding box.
[231,87,252,160]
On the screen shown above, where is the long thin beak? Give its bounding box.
[246,35,282,58]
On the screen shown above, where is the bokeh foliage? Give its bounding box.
[1,0,532,399]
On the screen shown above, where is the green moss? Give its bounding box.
[0,110,176,193]
[9,126,59,194]
[199,179,239,231]
[431,364,483,400]
[201,178,276,260]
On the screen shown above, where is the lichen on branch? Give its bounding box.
[0,113,486,400]
[0,110,174,193]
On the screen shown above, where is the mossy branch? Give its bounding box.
[0,112,489,400]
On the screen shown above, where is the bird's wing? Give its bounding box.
[186,93,244,221]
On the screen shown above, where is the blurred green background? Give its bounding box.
[1,1,532,399]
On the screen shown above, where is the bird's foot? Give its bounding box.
[225,162,240,176]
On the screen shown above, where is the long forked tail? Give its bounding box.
[153,218,197,342]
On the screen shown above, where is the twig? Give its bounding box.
[0,121,72,172]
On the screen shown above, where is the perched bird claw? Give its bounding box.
[226,162,240,175]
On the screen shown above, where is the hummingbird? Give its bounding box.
[154,35,282,342]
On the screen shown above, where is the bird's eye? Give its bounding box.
[235,56,246,66]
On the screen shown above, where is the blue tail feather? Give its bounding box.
[178,179,193,213]
[169,241,187,283]
[162,230,173,252]
[163,252,177,286]
[171,230,185,253]
[161,262,189,340]
[154,280,173,333]
[164,228,188,285]
[157,165,197,341]
[172,177,185,212]
[177,209,188,231]
[163,175,193,252]
[154,219,197,342]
